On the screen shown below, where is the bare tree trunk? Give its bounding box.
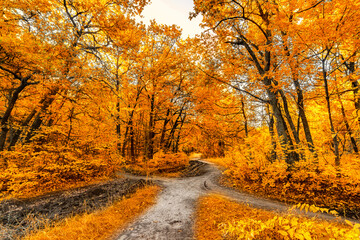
[25,89,59,142]
[0,78,30,151]
[66,107,75,144]
[160,109,171,150]
[165,103,186,151]
[116,100,121,151]
[268,112,277,162]
[173,113,186,153]
[146,94,155,159]
[336,88,358,153]
[345,61,360,116]
[322,59,340,166]
[266,86,298,164]
[281,32,317,158]
[8,86,61,149]
[240,96,248,137]
[279,90,300,145]
[293,78,317,157]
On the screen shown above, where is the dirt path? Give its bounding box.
[113,159,359,240]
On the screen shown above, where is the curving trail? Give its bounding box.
[112,159,359,240]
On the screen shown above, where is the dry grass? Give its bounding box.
[195,194,360,240]
[22,185,160,240]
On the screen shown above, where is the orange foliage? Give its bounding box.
[125,151,189,177]
[0,128,122,199]
[196,194,360,240]
[22,185,160,240]
[214,149,360,219]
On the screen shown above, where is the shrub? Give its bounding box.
[216,152,360,219]
[196,195,360,240]
[126,151,189,176]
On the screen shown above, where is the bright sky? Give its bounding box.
[135,0,203,38]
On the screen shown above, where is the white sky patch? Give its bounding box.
[135,0,203,38]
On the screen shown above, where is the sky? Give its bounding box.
[135,0,203,38]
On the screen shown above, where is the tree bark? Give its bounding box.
[146,94,155,159]
[24,88,59,142]
[240,96,248,137]
[336,88,358,153]
[173,113,186,153]
[0,78,30,151]
[279,90,300,145]
[322,59,340,166]
[293,78,317,156]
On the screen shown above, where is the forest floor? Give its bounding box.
[0,178,149,239]
[111,158,359,240]
[1,159,358,240]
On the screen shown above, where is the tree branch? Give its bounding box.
[197,66,268,103]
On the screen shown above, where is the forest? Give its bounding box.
[1,0,360,239]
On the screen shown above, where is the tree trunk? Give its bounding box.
[165,103,185,151]
[293,78,317,157]
[146,94,155,159]
[25,90,58,142]
[281,31,317,158]
[279,90,300,145]
[240,96,248,137]
[8,108,37,149]
[345,62,360,114]
[268,111,277,162]
[336,88,358,153]
[160,109,171,150]
[0,80,28,151]
[266,86,298,164]
[322,59,340,166]
[173,113,186,153]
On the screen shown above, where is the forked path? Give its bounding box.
[112,159,358,240]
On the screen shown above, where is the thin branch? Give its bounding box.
[197,66,269,103]
[295,0,325,14]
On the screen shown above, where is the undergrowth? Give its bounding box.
[124,151,189,177]
[208,151,360,219]
[0,132,123,200]
[21,185,160,240]
[196,194,360,240]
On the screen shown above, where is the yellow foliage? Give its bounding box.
[126,151,189,177]
[196,195,360,240]
[0,131,123,199]
[215,150,360,218]
[22,185,160,240]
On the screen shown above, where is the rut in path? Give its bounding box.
[112,159,359,240]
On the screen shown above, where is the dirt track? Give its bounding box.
[113,159,359,240]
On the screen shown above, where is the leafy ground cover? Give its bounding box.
[0,140,122,200]
[207,151,360,220]
[123,151,190,177]
[196,194,360,240]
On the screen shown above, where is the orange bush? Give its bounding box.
[0,130,123,199]
[196,194,360,240]
[217,152,360,219]
[126,151,189,176]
